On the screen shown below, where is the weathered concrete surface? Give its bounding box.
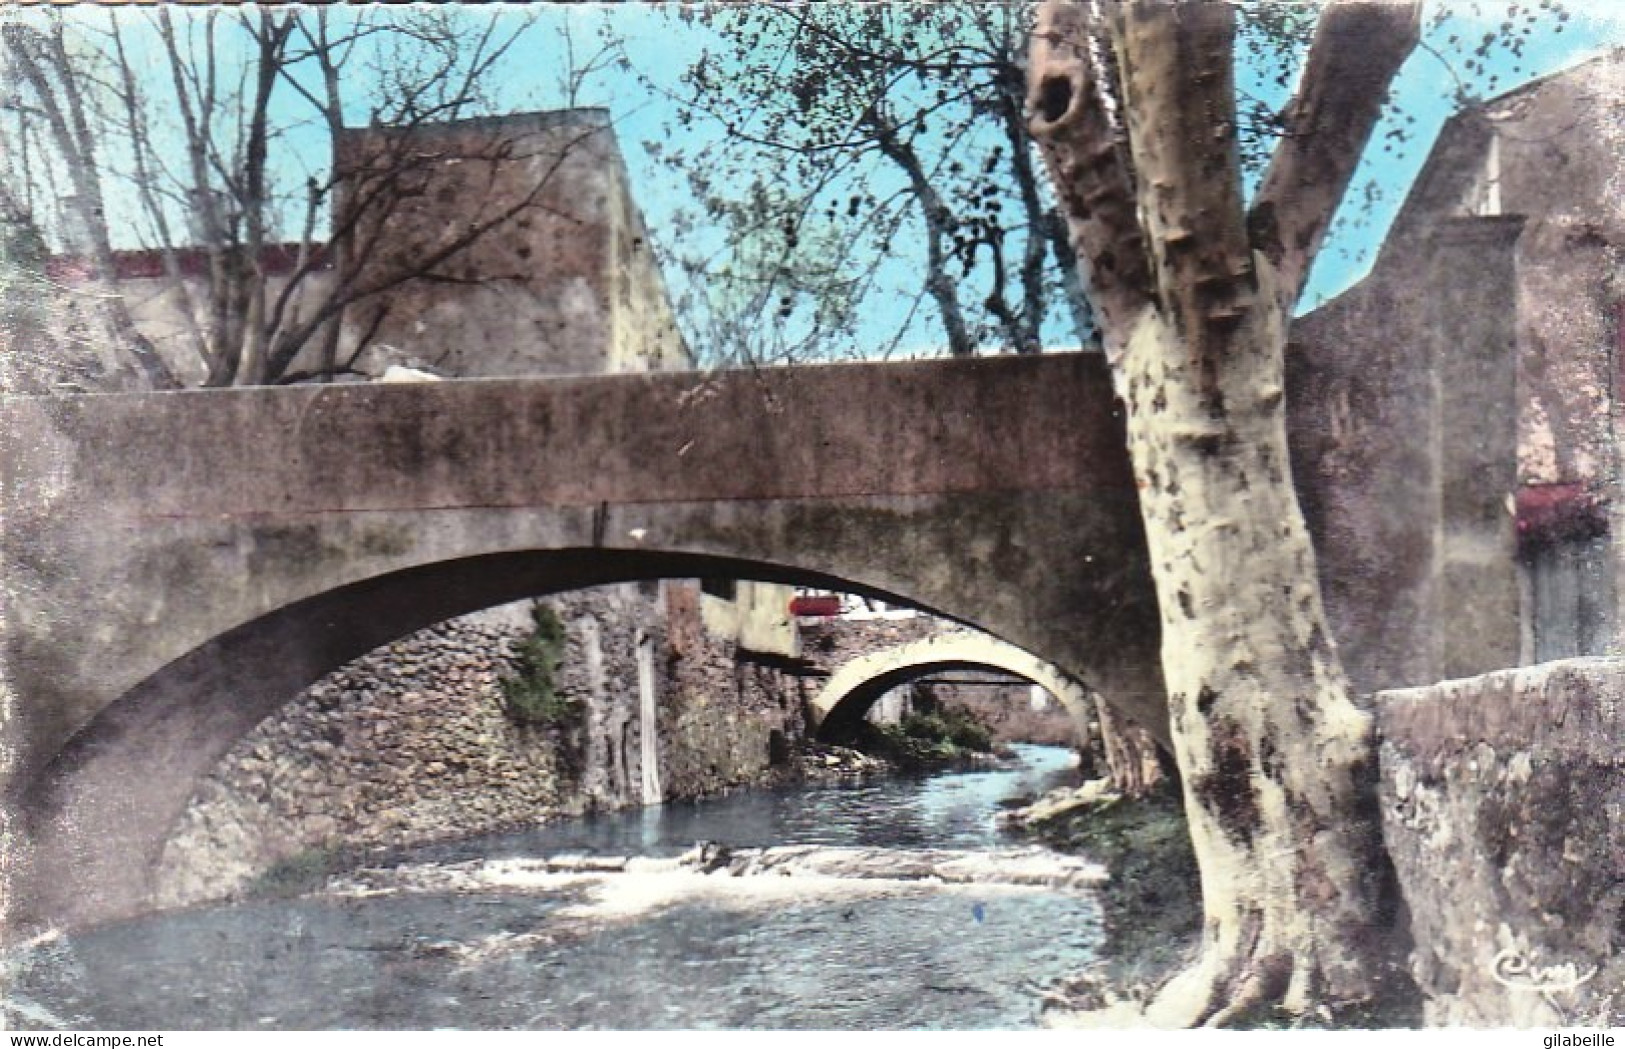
[809,630,1093,744]
[0,352,1162,927]
[1377,658,1624,1026]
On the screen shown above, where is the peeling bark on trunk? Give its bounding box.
[1029,0,1421,1025]
[1095,695,1165,798]
[1120,301,1398,1025]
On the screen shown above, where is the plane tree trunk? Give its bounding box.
[1094,697,1166,797]
[1027,0,1422,1025]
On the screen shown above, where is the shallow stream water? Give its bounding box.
[6,745,1105,1030]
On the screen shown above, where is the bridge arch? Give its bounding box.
[811,632,1095,745]
[11,547,1120,930]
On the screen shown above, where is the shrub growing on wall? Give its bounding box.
[499,602,576,728]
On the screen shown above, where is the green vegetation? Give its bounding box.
[900,707,993,753]
[245,846,354,899]
[839,697,997,769]
[499,602,577,728]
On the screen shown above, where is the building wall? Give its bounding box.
[27,110,689,388]
[698,582,802,660]
[327,109,689,380]
[1289,49,1625,678]
[1495,53,1625,656]
[1405,53,1623,658]
[603,140,690,373]
[10,250,340,392]
[1484,53,1623,499]
[119,268,339,388]
[1288,214,1526,689]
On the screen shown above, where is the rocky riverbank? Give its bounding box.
[1002,779,1202,1016]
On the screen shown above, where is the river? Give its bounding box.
[4,745,1106,1030]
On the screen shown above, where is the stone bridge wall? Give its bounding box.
[793,615,1079,744]
[1377,658,1623,1026]
[1,340,1536,929]
[2,354,1170,928]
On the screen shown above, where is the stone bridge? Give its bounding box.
[810,630,1095,742]
[0,336,1509,930]
[1,352,1166,927]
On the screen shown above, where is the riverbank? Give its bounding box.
[1003,779,1201,1013]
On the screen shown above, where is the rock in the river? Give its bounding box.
[999,778,1120,828]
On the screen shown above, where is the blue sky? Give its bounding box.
[1297,2,1623,306]
[21,2,1625,349]
[581,3,1623,331]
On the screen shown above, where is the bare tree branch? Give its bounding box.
[870,114,976,357]
[1247,0,1422,312]
[262,123,602,381]
[2,19,179,389]
[109,14,211,377]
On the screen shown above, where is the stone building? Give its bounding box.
[329,109,690,379]
[1289,48,1622,688]
[14,108,690,389]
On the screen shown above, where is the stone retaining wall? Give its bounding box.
[1377,657,1623,1026]
[658,603,815,800]
[157,586,685,906]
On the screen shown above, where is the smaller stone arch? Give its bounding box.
[810,631,1095,745]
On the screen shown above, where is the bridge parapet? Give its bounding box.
[1377,657,1624,1025]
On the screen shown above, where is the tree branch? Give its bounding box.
[1025,0,1153,363]
[262,124,602,381]
[871,116,976,357]
[1247,0,1421,313]
[3,20,179,390]
[1106,0,1255,379]
[110,14,212,378]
